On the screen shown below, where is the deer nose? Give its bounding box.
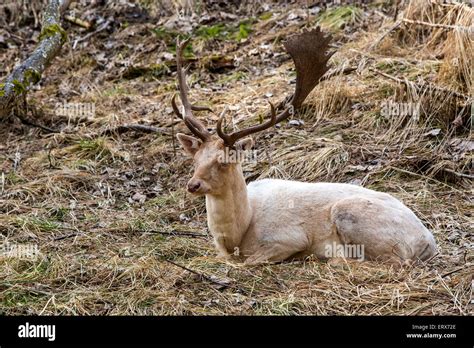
[187,180,201,193]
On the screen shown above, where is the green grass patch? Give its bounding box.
[233,22,252,41]
[146,194,180,208]
[101,85,131,97]
[218,71,248,84]
[195,24,228,40]
[48,207,70,222]
[317,5,363,31]
[195,19,254,42]
[259,12,273,21]
[69,137,118,163]
[15,216,60,232]
[2,290,46,309]
[3,171,25,185]
[122,63,171,80]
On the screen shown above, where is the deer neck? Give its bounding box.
[205,164,252,254]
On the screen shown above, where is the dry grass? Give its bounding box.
[0,0,472,315]
[399,0,473,93]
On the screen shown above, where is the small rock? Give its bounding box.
[248,48,259,56]
[348,179,362,186]
[287,9,308,21]
[152,183,163,192]
[246,299,257,307]
[199,14,211,23]
[348,164,370,172]
[288,12,298,20]
[179,213,190,222]
[160,52,174,61]
[131,192,146,203]
[288,119,304,127]
[220,11,237,20]
[423,128,441,137]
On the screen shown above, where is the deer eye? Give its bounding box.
[218,161,230,169]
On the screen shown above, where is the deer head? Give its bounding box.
[173,28,333,195]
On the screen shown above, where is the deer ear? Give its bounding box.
[177,133,202,156]
[234,137,254,152]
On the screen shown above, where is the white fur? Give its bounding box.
[237,179,437,264]
[177,135,437,265]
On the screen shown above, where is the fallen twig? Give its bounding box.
[441,266,468,278]
[401,18,473,32]
[440,168,474,180]
[164,259,232,289]
[101,124,170,136]
[73,19,111,48]
[143,230,208,239]
[16,114,58,133]
[53,233,78,241]
[64,15,92,29]
[386,166,463,193]
[16,95,59,133]
[2,283,54,297]
[370,67,472,100]
[320,66,357,81]
[369,20,402,51]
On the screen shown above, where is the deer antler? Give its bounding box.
[285,27,333,109]
[172,28,333,147]
[171,38,212,142]
[216,102,277,147]
[216,27,333,147]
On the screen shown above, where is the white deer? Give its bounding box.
[172,29,437,265]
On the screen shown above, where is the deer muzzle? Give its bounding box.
[187,179,202,194]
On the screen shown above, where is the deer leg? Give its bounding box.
[214,236,232,260]
[330,197,434,264]
[244,242,305,265]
